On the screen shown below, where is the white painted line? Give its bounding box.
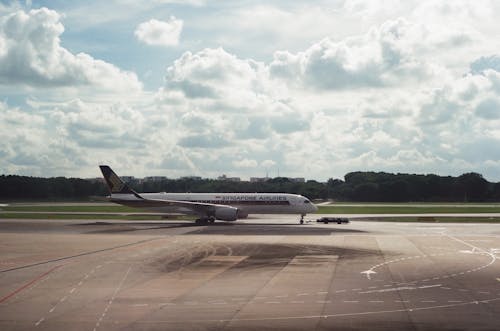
[70,288,76,294]
[344,300,359,303]
[35,317,44,326]
[49,307,55,313]
[93,266,131,331]
[419,284,442,289]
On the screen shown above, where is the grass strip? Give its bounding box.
[355,216,500,223]
[316,206,500,214]
[0,213,195,221]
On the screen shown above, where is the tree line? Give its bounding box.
[1,171,500,202]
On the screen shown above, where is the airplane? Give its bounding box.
[99,165,317,224]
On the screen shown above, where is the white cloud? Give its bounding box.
[269,18,470,90]
[233,159,258,168]
[135,17,183,47]
[0,8,142,93]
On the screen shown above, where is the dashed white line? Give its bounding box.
[93,266,131,331]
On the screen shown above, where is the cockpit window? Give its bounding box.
[304,200,310,203]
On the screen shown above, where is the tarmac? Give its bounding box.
[0,215,499,330]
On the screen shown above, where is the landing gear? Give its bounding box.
[195,218,208,225]
[195,217,216,225]
[299,214,305,225]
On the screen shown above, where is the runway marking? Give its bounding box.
[0,264,62,304]
[34,263,103,326]
[359,284,442,294]
[147,297,500,324]
[93,266,131,331]
[35,317,44,326]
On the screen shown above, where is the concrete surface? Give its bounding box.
[0,216,499,330]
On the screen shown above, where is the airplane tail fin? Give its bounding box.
[99,165,142,198]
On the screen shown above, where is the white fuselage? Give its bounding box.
[111,192,317,216]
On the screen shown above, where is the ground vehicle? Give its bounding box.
[316,217,349,224]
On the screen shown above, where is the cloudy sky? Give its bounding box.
[1,0,500,181]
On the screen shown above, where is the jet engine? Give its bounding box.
[214,206,240,221]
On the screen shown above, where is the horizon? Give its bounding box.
[1,169,497,184]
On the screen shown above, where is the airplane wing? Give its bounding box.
[114,196,240,221]
[121,196,229,214]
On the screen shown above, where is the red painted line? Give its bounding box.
[0,264,62,304]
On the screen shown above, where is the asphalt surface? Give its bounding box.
[0,216,499,330]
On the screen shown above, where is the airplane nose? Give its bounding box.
[311,203,318,212]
